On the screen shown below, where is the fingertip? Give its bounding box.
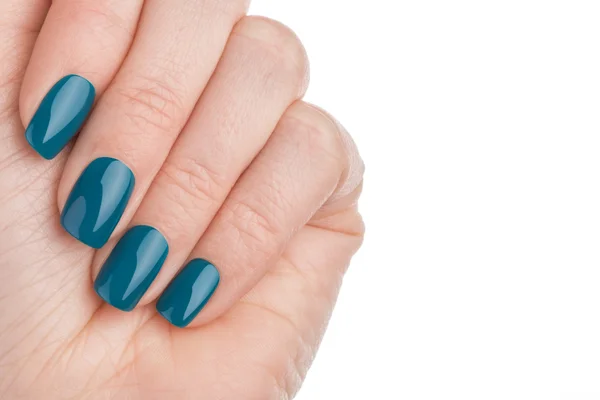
[156,259,221,328]
[18,0,144,157]
[23,74,96,160]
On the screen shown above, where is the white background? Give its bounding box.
[250,1,600,399]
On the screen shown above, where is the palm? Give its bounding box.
[0,3,363,399]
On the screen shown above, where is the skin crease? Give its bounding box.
[0,1,364,399]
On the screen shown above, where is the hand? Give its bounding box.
[0,1,364,399]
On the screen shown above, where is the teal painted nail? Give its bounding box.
[25,75,95,159]
[156,259,220,328]
[61,157,135,249]
[94,226,168,311]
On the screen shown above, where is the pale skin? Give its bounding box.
[0,0,364,399]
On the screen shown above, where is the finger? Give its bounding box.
[20,0,145,160]
[0,0,49,31]
[57,0,249,249]
[91,16,309,312]
[156,102,364,328]
[0,1,56,230]
[0,0,48,126]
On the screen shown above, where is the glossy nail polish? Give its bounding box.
[25,75,95,159]
[95,226,168,311]
[156,259,220,328]
[61,157,135,248]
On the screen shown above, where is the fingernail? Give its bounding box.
[61,157,135,248]
[94,226,168,311]
[156,259,220,328]
[25,75,95,159]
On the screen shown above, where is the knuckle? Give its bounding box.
[113,73,187,136]
[205,0,250,18]
[234,16,310,86]
[57,1,133,40]
[281,102,346,168]
[221,196,283,257]
[158,156,225,207]
[281,103,365,218]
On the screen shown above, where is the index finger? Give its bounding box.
[20,0,144,159]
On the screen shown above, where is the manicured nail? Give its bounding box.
[94,226,168,311]
[61,157,135,248]
[25,75,95,160]
[156,259,220,328]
